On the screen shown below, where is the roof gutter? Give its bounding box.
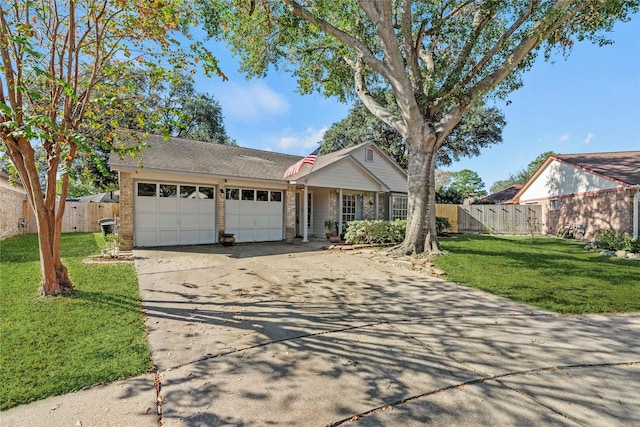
[631,185,640,241]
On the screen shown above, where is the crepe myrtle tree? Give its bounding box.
[0,0,223,296]
[199,0,637,254]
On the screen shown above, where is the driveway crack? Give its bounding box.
[325,361,640,426]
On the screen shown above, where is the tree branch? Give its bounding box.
[345,56,407,137]
[281,0,391,79]
[468,0,583,100]
[460,0,539,90]
[440,2,496,97]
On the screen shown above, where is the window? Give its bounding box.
[199,187,214,199]
[392,195,408,220]
[365,148,374,162]
[342,194,356,223]
[137,182,156,197]
[179,185,196,198]
[256,190,269,201]
[550,199,559,210]
[160,184,177,198]
[270,191,282,202]
[242,189,255,201]
[226,188,239,200]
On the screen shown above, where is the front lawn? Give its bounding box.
[432,234,640,314]
[0,233,151,410]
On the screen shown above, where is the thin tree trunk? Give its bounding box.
[35,200,73,296]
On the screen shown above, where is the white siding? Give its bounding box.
[352,145,407,193]
[312,188,331,237]
[520,160,622,201]
[307,160,383,192]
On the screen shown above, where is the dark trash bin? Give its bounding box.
[98,218,116,236]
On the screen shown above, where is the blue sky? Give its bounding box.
[193,15,639,190]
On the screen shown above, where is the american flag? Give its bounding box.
[283,146,321,178]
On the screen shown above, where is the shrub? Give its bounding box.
[593,229,640,253]
[436,216,452,234]
[344,220,406,244]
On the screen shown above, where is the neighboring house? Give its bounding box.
[476,184,523,204]
[75,191,120,203]
[0,171,29,241]
[514,151,640,240]
[109,135,408,249]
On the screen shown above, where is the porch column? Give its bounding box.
[302,184,309,242]
[375,192,379,220]
[338,188,343,234]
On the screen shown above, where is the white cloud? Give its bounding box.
[584,132,595,144]
[559,134,570,141]
[221,82,289,121]
[277,127,328,152]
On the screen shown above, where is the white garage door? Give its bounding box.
[135,182,217,247]
[224,188,284,242]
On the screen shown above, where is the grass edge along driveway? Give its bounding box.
[0,233,151,410]
[433,234,640,314]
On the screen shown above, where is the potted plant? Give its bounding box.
[324,219,335,239]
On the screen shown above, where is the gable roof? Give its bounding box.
[109,135,408,188]
[514,150,640,201]
[551,151,640,186]
[477,184,523,204]
[109,134,302,182]
[285,141,407,182]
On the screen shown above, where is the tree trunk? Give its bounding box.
[36,204,73,296]
[2,132,74,296]
[424,162,443,253]
[394,127,442,255]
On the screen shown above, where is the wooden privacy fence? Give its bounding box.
[436,204,542,235]
[23,202,119,234]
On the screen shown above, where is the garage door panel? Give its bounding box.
[181,199,197,213]
[159,213,178,228]
[240,216,255,228]
[179,230,198,244]
[254,216,269,228]
[159,199,178,211]
[158,230,178,245]
[136,212,157,227]
[198,200,215,214]
[198,214,215,228]
[198,230,215,243]
[180,214,197,229]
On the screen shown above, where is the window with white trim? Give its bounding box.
[392,195,408,220]
[342,194,356,223]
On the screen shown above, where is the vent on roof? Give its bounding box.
[365,148,374,162]
[238,155,275,164]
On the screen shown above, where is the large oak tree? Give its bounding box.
[1,0,222,295]
[199,0,637,254]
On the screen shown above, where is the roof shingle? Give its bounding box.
[553,151,640,186]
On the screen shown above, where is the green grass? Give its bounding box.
[432,234,640,314]
[0,233,151,410]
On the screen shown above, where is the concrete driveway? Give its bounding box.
[133,240,639,426]
[3,239,637,427]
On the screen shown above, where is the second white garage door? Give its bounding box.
[224,188,284,242]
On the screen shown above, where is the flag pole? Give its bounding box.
[301,143,322,243]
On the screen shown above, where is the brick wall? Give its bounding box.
[0,185,29,241]
[118,171,134,250]
[285,185,297,241]
[544,189,635,239]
